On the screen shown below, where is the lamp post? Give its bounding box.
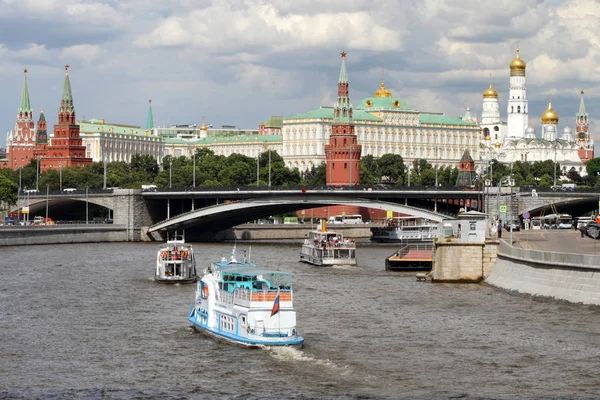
[256,153,260,187]
[58,163,63,192]
[45,184,49,220]
[553,139,558,188]
[85,186,89,224]
[407,154,411,187]
[103,156,107,190]
[169,157,172,188]
[268,148,271,188]
[434,146,439,212]
[36,157,39,192]
[192,150,196,188]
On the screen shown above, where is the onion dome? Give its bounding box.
[510,46,526,72]
[541,100,559,124]
[494,141,501,148]
[200,123,208,131]
[373,80,392,98]
[483,75,498,98]
[563,124,572,136]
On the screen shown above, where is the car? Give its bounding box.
[504,220,521,231]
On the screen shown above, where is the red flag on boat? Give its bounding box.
[270,290,280,317]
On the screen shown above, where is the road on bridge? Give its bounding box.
[513,229,600,255]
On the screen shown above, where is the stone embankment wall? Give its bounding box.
[431,239,499,282]
[486,241,600,305]
[0,225,128,246]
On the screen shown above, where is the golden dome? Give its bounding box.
[510,45,526,71]
[373,80,392,98]
[200,123,208,131]
[483,81,498,98]
[541,100,559,124]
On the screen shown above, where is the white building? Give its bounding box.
[283,76,481,173]
[480,46,592,177]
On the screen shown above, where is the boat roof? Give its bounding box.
[217,265,294,278]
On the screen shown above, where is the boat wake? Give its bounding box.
[268,346,350,374]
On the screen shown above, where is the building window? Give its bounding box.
[517,106,521,113]
[344,163,347,169]
[511,106,514,113]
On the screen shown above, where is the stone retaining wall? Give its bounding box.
[0,225,129,246]
[486,241,600,305]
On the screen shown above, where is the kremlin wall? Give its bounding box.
[1,49,595,187]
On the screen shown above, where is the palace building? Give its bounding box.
[283,62,481,174]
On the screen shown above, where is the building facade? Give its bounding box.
[480,47,594,177]
[283,70,481,174]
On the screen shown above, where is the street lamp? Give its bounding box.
[103,156,107,190]
[169,157,173,188]
[256,153,260,187]
[268,148,271,188]
[85,186,89,224]
[36,157,40,192]
[407,152,413,187]
[45,184,49,220]
[553,139,558,188]
[58,163,63,192]
[192,150,196,188]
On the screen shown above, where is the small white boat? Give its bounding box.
[188,246,304,348]
[300,220,357,266]
[155,232,197,284]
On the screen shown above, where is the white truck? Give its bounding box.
[141,184,157,192]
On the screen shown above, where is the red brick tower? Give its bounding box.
[40,65,92,172]
[325,52,362,186]
[33,110,48,160]
[6,68,36,169]
[576,90,594,163]
[323,52,362,217]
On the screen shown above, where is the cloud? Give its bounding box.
[61,44,103,62]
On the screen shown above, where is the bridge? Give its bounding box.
[12,186,599,241]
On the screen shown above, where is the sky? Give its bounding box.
[1,0,599,145]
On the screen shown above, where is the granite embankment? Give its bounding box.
[486,240,600,305]
[0,224,373,246]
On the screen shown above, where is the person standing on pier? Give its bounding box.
[497,220,503,239]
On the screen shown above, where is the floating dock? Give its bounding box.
[385,244,433,271]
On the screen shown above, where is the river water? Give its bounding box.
[1,241,600,399]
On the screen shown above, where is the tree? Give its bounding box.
[377,154,405,184]
[304,163,326,186]
[585,157,600,177]
[0,174,18,206]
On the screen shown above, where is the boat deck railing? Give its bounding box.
[218,288,293,304]
[389,244,433,261]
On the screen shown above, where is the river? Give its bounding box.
[1,241,599,399]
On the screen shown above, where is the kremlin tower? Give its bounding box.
[576,90,594,163]
[40,65,92,172]
[5,69,36,169]
[324,52,362,186]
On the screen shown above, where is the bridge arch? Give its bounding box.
[148,197,450,233]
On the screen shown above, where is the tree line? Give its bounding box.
[1,149,599,207]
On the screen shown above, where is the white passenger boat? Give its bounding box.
[300,220,357,266]
[155,232,197,284]
[370,216,438,243]
[188,247,304,348]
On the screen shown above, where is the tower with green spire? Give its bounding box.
[18,68,33,121]
[58,64,76,124]
[456,150,476,187]
[146,100,154,131]
[325,52,362,188]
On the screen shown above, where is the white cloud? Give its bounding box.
[61,44,102,62]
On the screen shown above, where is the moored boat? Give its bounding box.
[371,216,438,243]
[188,247,304,348]
[155,232,197,284]
[300,220,357,266]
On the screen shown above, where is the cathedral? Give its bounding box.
[478,45,594,177]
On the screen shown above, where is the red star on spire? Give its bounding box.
[341,51,347,58]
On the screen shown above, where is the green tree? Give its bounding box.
[377,154,405,184]
[304,163,326,186]
[585,157,600,177]
[0,174,18,206]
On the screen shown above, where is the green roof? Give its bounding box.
[264,116,283,128]
[79,119,149,137]
[419,113,477,126]
[286,107,382,122]
[163,134,282,145]
[356,97,410,110]
[59,67,75,115]
[146,101,154,130]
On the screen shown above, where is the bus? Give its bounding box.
[328,215,363,224]
[540,213,572,229]
[557,214,573,229]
